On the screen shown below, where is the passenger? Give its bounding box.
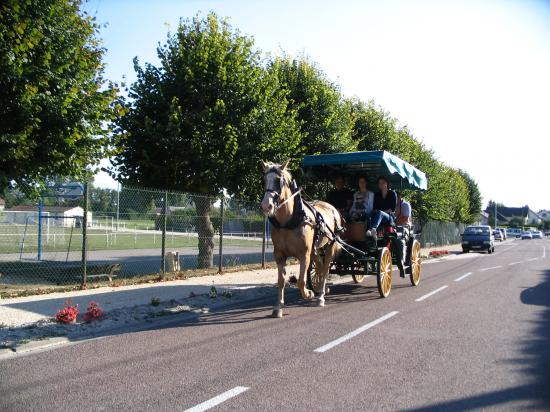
[395,192,412,226]
[350,176,374,222]
[326,175,353,213]
[367,176,397,237]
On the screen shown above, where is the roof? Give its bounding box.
[302,150,428,190]
[485,206,528,218]
[5,205,82,213]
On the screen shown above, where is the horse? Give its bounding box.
[260,160,343,318]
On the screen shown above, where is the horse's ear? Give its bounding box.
[259,160,268,172]
[282,159,290,170]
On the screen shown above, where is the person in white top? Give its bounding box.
[350,176,374,221]
[395,193,412,226]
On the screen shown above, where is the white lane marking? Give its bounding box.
[480,266,502,271]
[508,261,522,266]
[415,285,448,302]
[527,257,539,262]
[454,272,472,282]
[542,247,546,258]
[314,311,399,353]
[184,387,250,412]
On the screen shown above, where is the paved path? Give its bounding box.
[1,239,548,411]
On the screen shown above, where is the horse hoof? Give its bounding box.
[317,299,325,307]
[272,309,283,318]
[306,290,315,300]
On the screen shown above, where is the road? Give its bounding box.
[1,238,549,411]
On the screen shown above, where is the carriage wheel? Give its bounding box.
[408,240,422,286]
[306,258,323,294]
[352,272,365,284]
[376,247,392,298]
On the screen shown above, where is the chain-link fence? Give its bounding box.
[416,220,466,248]
[0,182,467,292]
[0,185,273,292]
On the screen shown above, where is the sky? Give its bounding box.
[85,0,550,211]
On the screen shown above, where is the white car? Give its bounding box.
[521,231,533,240]
[532,231,543,239]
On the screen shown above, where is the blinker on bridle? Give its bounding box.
[264,167,285,205]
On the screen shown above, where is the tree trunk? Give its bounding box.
[194,196,215,268]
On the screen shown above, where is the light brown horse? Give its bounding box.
[260,161,343,318]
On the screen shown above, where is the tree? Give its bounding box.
[458,170,482,224]
[0,0,121,194]
[270,56,356,156]
[508,216,524,228]
[112,13,301,267]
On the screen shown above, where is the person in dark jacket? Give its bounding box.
[367,176,397,237]
[326,175,353,213]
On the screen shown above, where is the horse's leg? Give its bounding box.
[297,252,314,301]
[316,255,329,307]
[272,254,287,318]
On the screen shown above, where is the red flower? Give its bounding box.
[83,301,103,322]
[55,300,79,324]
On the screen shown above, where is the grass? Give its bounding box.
[0,225,263,254]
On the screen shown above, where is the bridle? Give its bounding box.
[263,167,286,208]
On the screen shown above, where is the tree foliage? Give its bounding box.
[111,13,301,267]
[0,0,120,193]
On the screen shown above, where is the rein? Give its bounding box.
[274,188,302,212]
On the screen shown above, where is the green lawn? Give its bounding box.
[0,225,264,254]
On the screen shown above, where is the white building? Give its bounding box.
[5,205,92,227]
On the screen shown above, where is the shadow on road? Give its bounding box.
[407,268,550,411]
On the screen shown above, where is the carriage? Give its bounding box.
[301,150,427,298]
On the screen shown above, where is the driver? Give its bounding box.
[326,174,353,213]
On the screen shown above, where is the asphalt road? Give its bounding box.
[1,238,549,411]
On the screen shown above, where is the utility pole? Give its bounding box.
[494,201,497,229]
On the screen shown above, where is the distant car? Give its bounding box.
[521,231,533,240]
[532,230,543,239]
[545,230,550,237]
[506,228,522,238]
[493,229,503,241]
[462,225,495,253]
[497,228,507,240]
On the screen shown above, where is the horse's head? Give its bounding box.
[260,160,291,216]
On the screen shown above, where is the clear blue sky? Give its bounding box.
[85,0,550,211]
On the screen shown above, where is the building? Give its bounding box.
[4,205,92,227]
[538,210,550,221]
[485,205,542,226]
[477,211,489,225]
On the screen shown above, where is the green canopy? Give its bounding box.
[301,150,428,191]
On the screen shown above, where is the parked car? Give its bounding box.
[532,230,543,239]
[497,228,507,240]
[493,229,503,241]
[462,225,495,254]
[506,228,522,238]
[545,230,550,237]
[521,231,533,240]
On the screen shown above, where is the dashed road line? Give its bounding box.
[454,272,472,282]
[184,386,250,412]
[542,247,546,258]
[415,285,448,302]
[314,311,399,353]
[480,266,502,271]
[508,261,522,266]
[526,257,539,262]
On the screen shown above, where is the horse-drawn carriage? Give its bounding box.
[301,150,428,298]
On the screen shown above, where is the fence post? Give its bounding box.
[218,197,224,274]
[261,215,267,268]
[160,190,168,275]
[81,182,89,288]
[37,196,43,261]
